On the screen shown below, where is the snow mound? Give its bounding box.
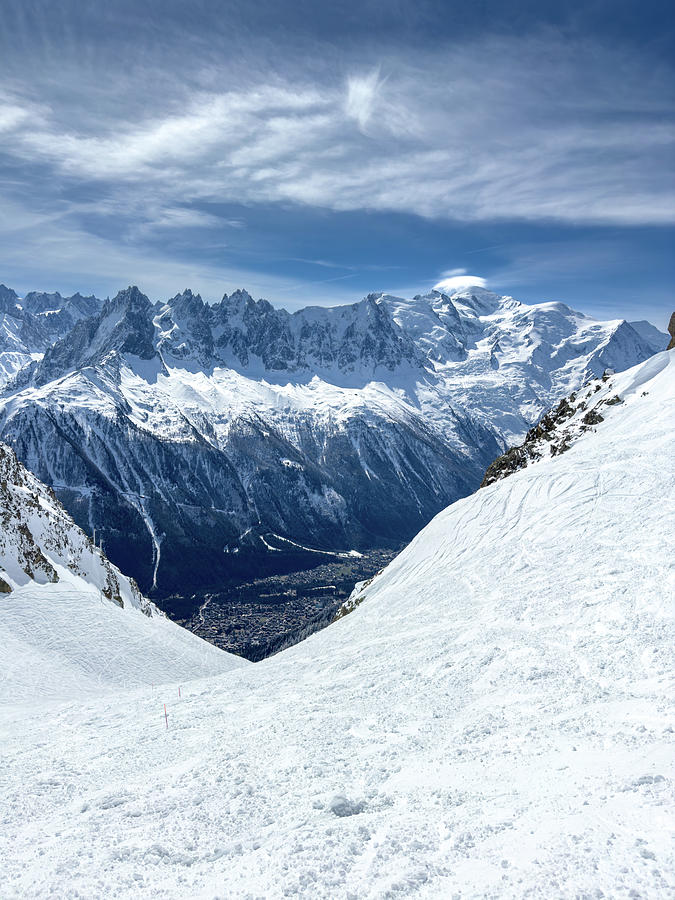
[1,583,245,705]
[1,352,673,898]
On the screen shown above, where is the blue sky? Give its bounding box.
[0,0,673,327]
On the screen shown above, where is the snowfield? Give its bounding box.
[1,578,246,705]
[1,352,673,898]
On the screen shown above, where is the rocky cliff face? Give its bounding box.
[155,288,425,375]
[0,284,102,387]
[0,440,149,611]
[0,281,662,595]
[481,370,628,487]
[668,312,675,350]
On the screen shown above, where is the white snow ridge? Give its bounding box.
[1,351,674,898]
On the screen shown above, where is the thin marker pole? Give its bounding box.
[164,703,168,730]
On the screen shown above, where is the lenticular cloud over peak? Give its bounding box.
[433,274,487,293]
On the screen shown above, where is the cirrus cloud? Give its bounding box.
[0,35,673,229]
[0,20,673,316]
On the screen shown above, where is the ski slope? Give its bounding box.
[1,576,245,705]
[1,352,673,898]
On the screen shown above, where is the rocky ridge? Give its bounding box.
[481,370,628,487]
[0,284,102,386]
[0,440,149,612]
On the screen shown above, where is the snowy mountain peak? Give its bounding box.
[168,288,204,311]
[0,279,664,593]
[22,290,66,314]
[217,288,267,321]
[217,289,274,319]
[0,285,104,388]
[0,283,21,314]
[105,284,151,318]
[627,318,670,354]
[17,289,101,319]
[444,284,508,316]
[223,287,255,305]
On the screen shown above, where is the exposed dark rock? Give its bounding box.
[582,409,604,426]
[481,445,537,487]
[668,312,675,351]
[482,395,579,487]
[0,284,20,314]
[16,524,59,583]
[480,373,626,487]
[0,440,147,610]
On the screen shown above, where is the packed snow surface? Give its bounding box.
[1,580,245,705]
[1,352,673,898]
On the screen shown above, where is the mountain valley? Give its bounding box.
[0,281,664,617]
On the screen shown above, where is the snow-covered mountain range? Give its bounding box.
[0,281,667,594]
[0,440,244,704]
[2,350,672,898]
[0,284,102,386]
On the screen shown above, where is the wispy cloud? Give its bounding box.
[345,68,384,131]
[138,208,244,232]
[2,34,672,230]
[0,13,673,318]
[0,203,326,306]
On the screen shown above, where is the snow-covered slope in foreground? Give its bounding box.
[0,442,245,704]
[1,353,673,898]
